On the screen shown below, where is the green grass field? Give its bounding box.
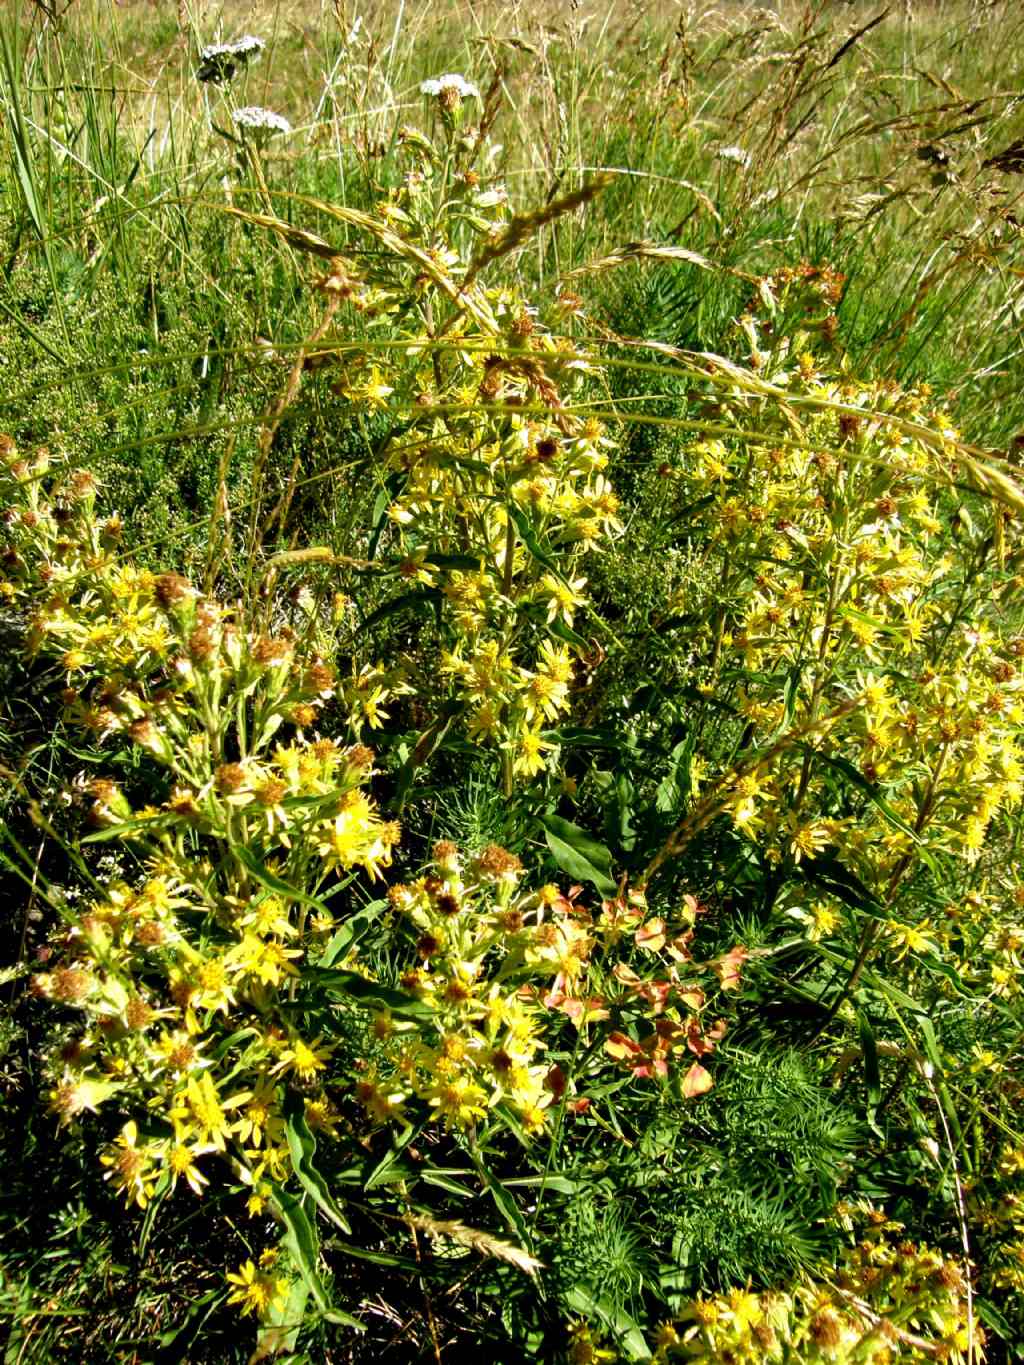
[2,2,1024,1361]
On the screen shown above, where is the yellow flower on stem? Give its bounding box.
[539,573,587,626]
[171,1072,250,1150]
[100,1120,158,1208]
[885,919,940,961]
[235,1079,284,1148]
[510,727,555,779]
[225,1259,289,1319]
[165,1142,210,1196]
[270,1034,334,1082]
[426,1075,489,1129]
[225,932,302,987]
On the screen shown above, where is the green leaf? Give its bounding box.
[81,813,173,844]
[506,501,560,575]
[395,701,463,809]
[283,1091,351,1232]
[420,552,485,572]
[330,1244,419,1271]
[475,1158,533,1249]
[545,614,590,651]
[540,813,617,896]
[360,588,441,633]
[422,1168,475,1198]
[975,1297,1013,1343]
[858,1011,882,1134]
[300,969,433,1020]
[801,853,884,917]
[549,726,626,750]
[364,1122,423,1192]
[368,472,405,560]
[156,1288,222,1349]
[503,1175,579,1195]
[318,900,387,967]
[271,1187,363,1330]
[565,1285,651,1361]
[232,846,332,917]
[252,1275,310,1362]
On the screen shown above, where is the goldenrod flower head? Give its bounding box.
[225,1259,288,1319]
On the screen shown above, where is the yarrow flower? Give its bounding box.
[716,144,752,169]
[419,73,480,100]
[420,73,479,126]
[196,35,264,83]
[231,106,293,142]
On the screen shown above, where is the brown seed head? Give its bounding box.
[216,763,247,794]
[52,967,91,1004]
[134,921,165,948]
[154,573,192,609]
[475,844,523,881]
[124,997,154,1031]
[253,635,292,667]
[188,626,216,663]
[345,744,375,772]
[809,1310,842,1348]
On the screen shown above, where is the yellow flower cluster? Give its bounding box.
[669,310,1024,905]
[304,135,622,786]
[355,847,740,1137]
[2,442,737,1327]
[0,445,395,1229]
[649,1233,980,1363]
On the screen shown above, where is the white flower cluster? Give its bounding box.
[196,34,265,83]
[419,73,479,99]
[200,34,264,62]
[232,106,293,136]
[716,145,752,169]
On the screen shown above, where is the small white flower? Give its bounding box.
[228,35,264,58]
[196,35,264,82]
[716,145,752,169]
[419,73,479,99]
[200,36,264,62]
[232,106,293,137]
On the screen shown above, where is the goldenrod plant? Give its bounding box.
[2,2,1024,1362]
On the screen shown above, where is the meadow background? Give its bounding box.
[1,0,1023,1361]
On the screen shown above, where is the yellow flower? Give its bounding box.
[271,1035,334,1081]
[235,1080,283,1148]
[165,1142,210,1196]
[787,819,831,864]
[304,1095,341,1138]
[225,932,302,987]
[225,1260,289,1319]
[426,1075,489,1129]
[539,573,587,626]
[511,727,554,778]
[885,919,940,962]
[100,1120,158,1209]
[192,956,237,1015]
[171,1073,250,1150]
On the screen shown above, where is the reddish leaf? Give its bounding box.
[681,1063,714,1098]
[713,944,749,991]
[605,1030,642,1061]
[676,983,706,1010]
[635,917,667,952]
